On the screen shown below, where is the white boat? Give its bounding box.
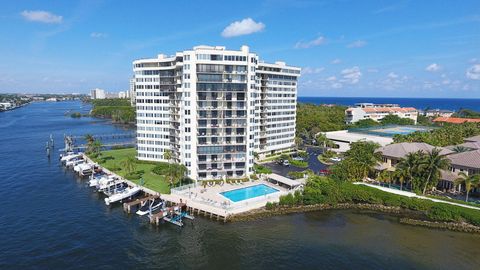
[97,179,124,193]
[104,186,141,205]
[89,174,110,188]
[73,161,87,172]
[77,163,93,176]
[136,199,164,216]
[66,158,84,167]
[61,153,82,163]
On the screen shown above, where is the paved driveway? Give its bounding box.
[262,147,328,177]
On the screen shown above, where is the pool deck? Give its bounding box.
[169,178,293,218]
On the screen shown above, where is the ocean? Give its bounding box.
[298,96,480,111]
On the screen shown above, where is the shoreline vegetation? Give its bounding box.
[89,98,135,124]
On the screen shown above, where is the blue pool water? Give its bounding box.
[220,184,279,202]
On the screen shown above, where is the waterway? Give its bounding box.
[1,101,480,270]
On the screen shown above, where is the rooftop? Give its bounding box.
[376,142,454,159]
[448,149,480,169]
[433,117,480,124]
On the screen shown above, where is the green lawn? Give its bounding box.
[91,148,170,194]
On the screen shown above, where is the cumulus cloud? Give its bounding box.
[347,40,367,48]
[21,10,62,24]
[326,76,337,81]
[466,64,480,80]
[340,66,362,84]
[90,32,107,38]
[221,18,265,38]
[302,67,325,74]
[425,63,441,72]
[331,58,341,64]
[295,36,326,49]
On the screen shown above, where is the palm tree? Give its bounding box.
[394,168,407,190]
[84,134,95,154]
[90,140,102,158]
[455,172,480,202]
[122,156,136,176]
[452,145,470,153]
[163,149,173,163]
[377,170,392,187]
[419,148,450,195]
[396,151,422,191]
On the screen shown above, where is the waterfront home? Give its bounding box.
[423,109,454,118]
[375,141,480,193]
[375,142,453,171]
[345,103,418,124]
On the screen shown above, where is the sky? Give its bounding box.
[0,0,479,98]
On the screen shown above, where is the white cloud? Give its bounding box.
[469,58,478,63]
[326,76,336,81]
[221,18,265,38]
[21,10,62,24]
[295,36,326,49]
[425,63,441,72]
[347,40,367,48]
[340,66,362,84]
[90,32,107,38]
[387,72,399,79]
[466,64,480,80]
[331,82,342,89]
[331,58,341,64]
[302,67,325,75]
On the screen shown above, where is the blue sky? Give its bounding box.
[0,0,479,98]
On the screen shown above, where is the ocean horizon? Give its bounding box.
[298,96,480,111]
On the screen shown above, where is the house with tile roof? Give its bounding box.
[345,103,418,124]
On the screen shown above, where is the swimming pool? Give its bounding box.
[220,184,279,202]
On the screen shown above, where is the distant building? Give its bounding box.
[324,130,393,152]
[90,88,106,99]
[129,78,135,106]
[345,103,418,124]
[118,91,127,99]
[45,98,58,102]
[433,117,480,125]
[424,109,454,117]
[0,102,12,110]
[324,125,432,152]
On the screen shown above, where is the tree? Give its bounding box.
[344,141,381,179]
[163,149,173,163]
[90,140,102,158]
[253,152,259,160]
[396,151,423,191]
[418,148,450,195]
[393,167,407,190]
[455,172,480,202]
[452,145,470,153]
[315,133,334,149]
[122,156,137,175]
[377,170,392,187]
[166,164,187,187]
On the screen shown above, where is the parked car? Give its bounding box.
[330,157,342,162]
[292,156,304,161]
[282,160,290,166]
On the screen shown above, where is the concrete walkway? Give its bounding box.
[354,182,480,211]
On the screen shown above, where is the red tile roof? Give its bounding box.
[433,117,480,124]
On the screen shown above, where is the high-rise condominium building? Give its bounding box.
[133,45,300,181]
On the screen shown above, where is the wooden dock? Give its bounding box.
[161,194,229,222]
[123,195,160,213]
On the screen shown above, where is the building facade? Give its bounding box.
[345,103,418,124]
[90,88,106,99]
[133,45,300,181]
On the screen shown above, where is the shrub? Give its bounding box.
[254,164,272,174]
[152,163,170,175]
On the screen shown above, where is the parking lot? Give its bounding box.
[262,147,328,178]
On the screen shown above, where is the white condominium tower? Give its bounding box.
[133,45,300,181]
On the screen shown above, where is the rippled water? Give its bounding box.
[1,101,479,270]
